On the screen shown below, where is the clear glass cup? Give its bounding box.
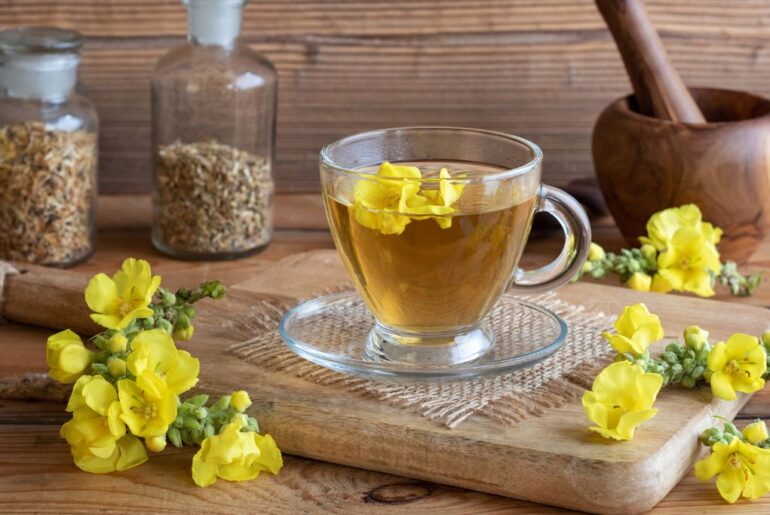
[320,127,590,366]
[151,0,277,260]
[0,27,98,267]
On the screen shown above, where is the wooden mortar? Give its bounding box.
[593,87,770,262]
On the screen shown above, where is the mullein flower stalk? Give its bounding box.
[168,393,260,448]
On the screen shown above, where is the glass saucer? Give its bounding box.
[279,291,568,381]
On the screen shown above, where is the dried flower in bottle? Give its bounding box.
[154,140,273,256]
[0,121,96,265]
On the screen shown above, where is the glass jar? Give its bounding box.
[0,27,98,266]
[151,0,277,260]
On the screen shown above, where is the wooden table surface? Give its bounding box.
[2,194,770,514]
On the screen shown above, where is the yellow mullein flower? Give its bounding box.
[46,329,93,384]
[231,390,252,413]
[743,421,769,444]
[588,242,606,261]
[707,333,767,401]
[582,361,663,441]
[192,414,283,487]
[351,162,465,235]
[352,162,420,235]
[61,375,126,468]
[695,436,770,503]
[69,435,148,474]
[602,303,664,356]
[126,329,200,395]
[85,258,161,330]
[656,227,721,297]
[650,273,672,293]
[640,204,722,250]
[118,371,178,438]
[626,272,651,292]
[415,168,465,229]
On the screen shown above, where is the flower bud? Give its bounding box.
[173,324,195,341]
[640,244,657,261]
[159,289,177,306]
[588,243,605,262]
[581,261,593,274]
[626,272,651,292]
[231,390,252,413]
[194,407,208,419]
[157,319,174,334]
[184,417,202,432]
[108,334,128,353]
[212,395,232,411]
[684,326,709,351]
[762,331,770,347]
[146,435,167,453]
[107,357,127,377]
[46,330,94,384]
[742,420,769,444]
[168,427,182,448]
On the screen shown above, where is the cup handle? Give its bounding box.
[509,185,591,293]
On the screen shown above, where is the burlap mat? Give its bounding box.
[227,292,615,429]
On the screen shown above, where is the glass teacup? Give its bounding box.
[320,127,590,366]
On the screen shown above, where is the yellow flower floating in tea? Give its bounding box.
[579,204,762,297]
[45,258,283,486]
[352,161,466,235]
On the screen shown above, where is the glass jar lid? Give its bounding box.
[0,27,83,57]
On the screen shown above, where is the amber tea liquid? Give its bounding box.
[325,161,538,334]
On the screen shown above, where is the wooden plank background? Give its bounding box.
[2,0,770,193]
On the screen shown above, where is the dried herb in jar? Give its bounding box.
[154,140,273,255]
[0,121,96,265]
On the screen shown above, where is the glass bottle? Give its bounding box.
[151,0,277,259]
[0,27,98,266]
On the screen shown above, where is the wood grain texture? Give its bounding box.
[0,423,767,514]
[593,87,770,262]
[3,1,770,193]
[2,227,770,512]
[4,246,767,512]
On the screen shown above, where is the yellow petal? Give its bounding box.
[694,448,727,481]
[192,446,221,487]
[650,273,673,293]
[115,435,149,471]
[708,342,728,371]
[89,314,123,331]
[107,401,126,438]
[165,350,200,395]
[231,390,252,413]
[113,258,153,301]
[615,408,658,440]
[726,333,761,360]
[716,468,744,504]
[742,421,769,444]
[626,272,651,292]
[84,273,120,314]
[82,376,118,416]
[253,433,283,475]
[72,444,119,474]
[710,371,737,400]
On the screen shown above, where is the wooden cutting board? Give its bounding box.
[7,249,768,513]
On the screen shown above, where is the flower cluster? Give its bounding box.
[697,420,770,503]
[583,303,769,443]
[46,258,283,487]
[352,161,465,235]
[583,303,770,504]
[579,205,762,297]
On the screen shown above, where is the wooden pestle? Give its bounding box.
[595,0,706,123]
[1,263,99,335]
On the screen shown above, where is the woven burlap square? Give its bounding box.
[227,292,615,428]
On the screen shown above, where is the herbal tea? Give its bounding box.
[324,160,538,333]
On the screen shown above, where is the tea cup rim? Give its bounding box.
[320,126,543,184]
